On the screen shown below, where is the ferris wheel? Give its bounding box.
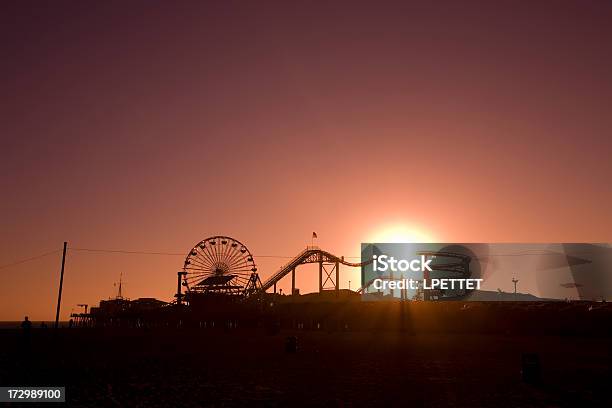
[182,236,259,296]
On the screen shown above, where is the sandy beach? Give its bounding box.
[0,327,609,407]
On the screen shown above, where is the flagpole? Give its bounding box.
[311,232,318,247]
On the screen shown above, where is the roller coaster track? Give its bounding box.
[258,246,371,293]
[258,248,471,296]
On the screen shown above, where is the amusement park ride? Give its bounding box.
[175,235,370,305]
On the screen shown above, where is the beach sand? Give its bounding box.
[0,327,610,407]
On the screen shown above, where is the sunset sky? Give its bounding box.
[1,1,611,320]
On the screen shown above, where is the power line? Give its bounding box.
[1,245,560,270]
[69,247,362,259]
[0,249,61,270]
[70,248,185,256]
[0,246,362,266]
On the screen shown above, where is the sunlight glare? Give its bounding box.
[367,223,435,243]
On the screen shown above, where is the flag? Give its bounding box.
[312,232,318,239]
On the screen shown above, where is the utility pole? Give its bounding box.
[55,242,68,329]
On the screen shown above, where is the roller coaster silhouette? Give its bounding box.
[176,235,371,305]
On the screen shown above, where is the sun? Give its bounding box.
[367,223,435,243]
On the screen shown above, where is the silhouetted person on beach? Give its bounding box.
[21,316,32,347]
[21,316,32,331]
